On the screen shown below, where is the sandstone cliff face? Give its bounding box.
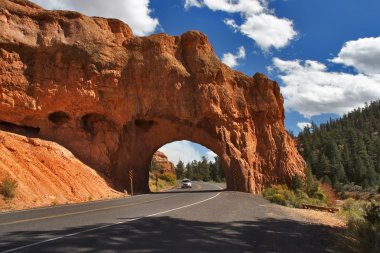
[0,0,305,193]
[153,151,175,174]
[0,130,123,211]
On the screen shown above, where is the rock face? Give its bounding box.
[0,0,305,194]
[0,130,123,211]
[153,151,175,174]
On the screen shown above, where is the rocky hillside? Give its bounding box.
[152,151,175,174]
[0,130,123,211]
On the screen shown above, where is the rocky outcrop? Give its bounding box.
[0,0,305,194]
[0,130,123,211]
[153,151,175,174]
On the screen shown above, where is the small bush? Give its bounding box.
[290,175,303,191]
[0,177,18,199]
[365,201,380,225]
[270,193,287,205]
[341,198,366,222]
[345,219,380,253]
[158,172,176,185]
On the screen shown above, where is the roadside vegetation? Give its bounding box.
[292,100,380,252]
[148,158,177,192]
[149,172,177,192]
[262,170,335,208]
[339,200,380,253]
[0,176,18,200]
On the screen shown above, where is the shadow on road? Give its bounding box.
[0,216,342,252]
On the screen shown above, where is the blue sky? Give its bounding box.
[31,0,380,164]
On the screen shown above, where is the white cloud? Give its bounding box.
[222,46,246,68]
[297,122,312,130]
[184,0,202,9]
[272,56,380,118]
[224,18,239,32]
[205,150,218,162]
[31,0,159,36]
[331,37,380,75]
[240,13,297,51]
[159,141,214,165]
[185,0,297,51]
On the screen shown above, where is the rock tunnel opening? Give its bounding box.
[147,140,225,192]
[0,121,40,137]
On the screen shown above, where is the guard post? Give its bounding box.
[129,169,134,196]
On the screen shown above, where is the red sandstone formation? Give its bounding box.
[0,131,123,211]
[0,0,305,194]
[153,151,175,174]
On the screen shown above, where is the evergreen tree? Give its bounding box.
[297,100,380,190]
[175,160,185,179]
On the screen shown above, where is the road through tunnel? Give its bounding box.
[111,118,248,194]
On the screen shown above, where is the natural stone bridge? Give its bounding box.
[0,0,305,194]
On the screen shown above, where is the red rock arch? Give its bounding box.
[0,0,305,194]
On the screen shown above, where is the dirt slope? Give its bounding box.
[0,130,123,211]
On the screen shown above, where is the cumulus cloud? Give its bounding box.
[221,46,246,68]
[31,0,159,36]
[185,0,297,51]
[158,141,216,165]
[271,52,380,118]
[331,37,380,75]
[297,122,312,130]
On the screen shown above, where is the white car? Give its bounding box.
[181,179,192,188]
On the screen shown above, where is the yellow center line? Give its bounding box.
[0,194,180,226]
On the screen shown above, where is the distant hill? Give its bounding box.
[297,100,380,191]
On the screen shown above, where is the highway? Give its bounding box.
[0,182,339,252]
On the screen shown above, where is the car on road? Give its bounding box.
[181,179,192,188]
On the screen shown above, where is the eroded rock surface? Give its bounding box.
[0,130,123,211]
[153,151,175,174]
[0,0,305,193]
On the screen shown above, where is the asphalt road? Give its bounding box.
[0,182,339,252]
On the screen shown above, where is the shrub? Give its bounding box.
[0,177,18,199]
[159,172,176,185]
[365,201,380,225]
[270,193,286,205]
[290,175,303,191]
[263,183,331,208]
[319,182,337,206]
[345,219,380,253]
[341,198,366,222]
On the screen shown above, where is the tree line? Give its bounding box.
[297,100,380,191]
[175,156,225,182]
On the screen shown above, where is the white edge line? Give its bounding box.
[2,183,223,253]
